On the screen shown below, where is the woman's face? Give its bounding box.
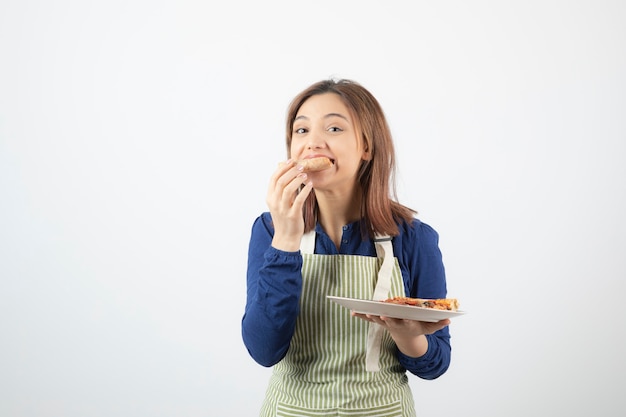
[290,93,370,192]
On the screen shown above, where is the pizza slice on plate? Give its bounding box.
[383,296,459,311]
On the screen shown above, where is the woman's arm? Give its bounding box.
[241,214,303,367]
[396,220,452,379]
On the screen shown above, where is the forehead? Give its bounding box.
[295,93,351,119]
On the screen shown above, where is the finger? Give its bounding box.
[423,319,451,334]
[439,319,451,330]
[268,160,298,195]
[270,173,309,214]
[269,161,296,189]
[280,172,308,199]
[267,164,303,208]
[377,316,411,330]
[351,312,375,322]
[290,179,313,207]
[272,159,295,180]
[366,314,387,326]
[431,319,451,329]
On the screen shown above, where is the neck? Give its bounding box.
[316,186,362,248]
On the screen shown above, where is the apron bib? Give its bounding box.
[260,232,416,417]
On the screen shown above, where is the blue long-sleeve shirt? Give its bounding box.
[242,211,452,380]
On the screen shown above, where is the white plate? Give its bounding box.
[327,296,466,322]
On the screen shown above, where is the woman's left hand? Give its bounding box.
[351,312,450,358]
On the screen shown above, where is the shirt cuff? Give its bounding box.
[265,245,302,262]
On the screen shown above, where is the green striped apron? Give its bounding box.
[260,231,416,417]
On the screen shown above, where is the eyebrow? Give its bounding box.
[294,113,350,122]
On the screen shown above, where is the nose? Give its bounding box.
[306,130,325,149]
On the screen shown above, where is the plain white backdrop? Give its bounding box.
[1,1,625,416]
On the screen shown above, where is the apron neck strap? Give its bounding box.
[371,234,394,301]
[300,230,316,254]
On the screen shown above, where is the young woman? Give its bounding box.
[242,79,453,417]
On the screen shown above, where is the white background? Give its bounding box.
[1,1,625,416]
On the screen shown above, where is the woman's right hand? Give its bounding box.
[266,159,314,252]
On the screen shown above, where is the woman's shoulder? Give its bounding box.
[396,217,441,247]
[399,216,438,235]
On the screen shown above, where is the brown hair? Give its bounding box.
[285,79,416,238]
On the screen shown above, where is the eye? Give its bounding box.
[328,126,343,132]
[294,127,308,134]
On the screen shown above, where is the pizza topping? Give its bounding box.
[383,296,459,311]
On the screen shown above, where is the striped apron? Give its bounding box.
[260,231,416,417]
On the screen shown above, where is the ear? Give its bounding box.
[361,142,372,161]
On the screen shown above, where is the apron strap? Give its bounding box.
[366,234,394,372]
[371,236,394,301]
[300,230,316,254]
